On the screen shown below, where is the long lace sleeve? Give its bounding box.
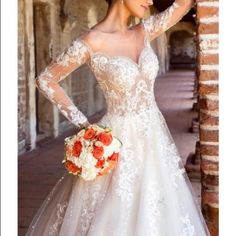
[35,39,91,128]
[142,0,194,41]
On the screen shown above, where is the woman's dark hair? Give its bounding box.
[105,0,113,7]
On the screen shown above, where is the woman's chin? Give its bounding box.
[132,12,145,19]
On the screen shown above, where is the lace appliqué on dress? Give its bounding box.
[49,202,68,236]
[78,183,107,235]
[180,213,196,236]
[142,0,193,40]
[87,33,159,121]
[142,3,179,35]
[112,145,139,207]
[146,182,165,236]
[155,110,186,187]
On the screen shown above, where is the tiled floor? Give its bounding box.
[18,69,199,235]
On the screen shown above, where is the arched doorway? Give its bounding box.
[169,30,196,69]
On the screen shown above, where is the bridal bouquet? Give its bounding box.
[63,124,122,181]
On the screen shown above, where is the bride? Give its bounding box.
[26,0,211,235]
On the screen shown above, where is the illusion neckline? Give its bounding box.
[79,26,149,69]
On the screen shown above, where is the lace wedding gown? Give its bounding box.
[26,1,210,235]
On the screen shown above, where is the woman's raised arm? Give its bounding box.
[35,39,91,128]
[142,0,194,41]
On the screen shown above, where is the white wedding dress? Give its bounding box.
[26,1,210,235]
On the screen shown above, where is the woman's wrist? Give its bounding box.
[79,120,91,129]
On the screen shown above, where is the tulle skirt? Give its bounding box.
[26,105,210,236]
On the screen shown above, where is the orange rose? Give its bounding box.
[65,161,81,174]
[84,128,96,140]
[72,140,82,157]
[97,132,113,146]
[92,145,104,159]
[98,161,116,176]
[96,159,105,168]
[108,152,119,161]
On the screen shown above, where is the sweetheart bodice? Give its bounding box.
[82,36,160,117]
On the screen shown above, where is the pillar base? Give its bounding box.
[190,117,199,133]
[185,141,201,181]
[192,101,199,112]
[185,152,201,181]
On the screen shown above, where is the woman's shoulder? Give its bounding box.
[78,28,106,54]
[130,22,145,36]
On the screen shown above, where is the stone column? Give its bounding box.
[24,0,37,151]
[18,0,28,154]
[196,0,219,235]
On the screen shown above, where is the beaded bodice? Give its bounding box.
[82,32,159,117]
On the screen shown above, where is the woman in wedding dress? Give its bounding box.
[26,0,211,235]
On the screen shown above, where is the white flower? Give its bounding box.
[102,137,121,158]
[82,139,91,148]
[75,152,97,169]
[94,141,103,147]
[77,129,85,138]
[103,145,115,158]
[111,138,122,152]
[81,166,99,181]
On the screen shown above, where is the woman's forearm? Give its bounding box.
[143,0,194,40]
[35,39,91,128]
[175,0,194,8]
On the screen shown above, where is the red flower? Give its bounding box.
[65,160,81,174]
[72,140,82,157]
[92,145,104,159]
[96,159,105,168]
[97,132,113,146]
[108,152,119,161]
[84,128,96,140]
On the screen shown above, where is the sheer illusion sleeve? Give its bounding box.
[142,0,194,41]
[35,39,91,128]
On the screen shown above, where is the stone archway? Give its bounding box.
[166,22,196,69]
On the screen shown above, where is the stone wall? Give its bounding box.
[196,0,219,235]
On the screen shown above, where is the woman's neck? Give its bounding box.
[97,2,132,34]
